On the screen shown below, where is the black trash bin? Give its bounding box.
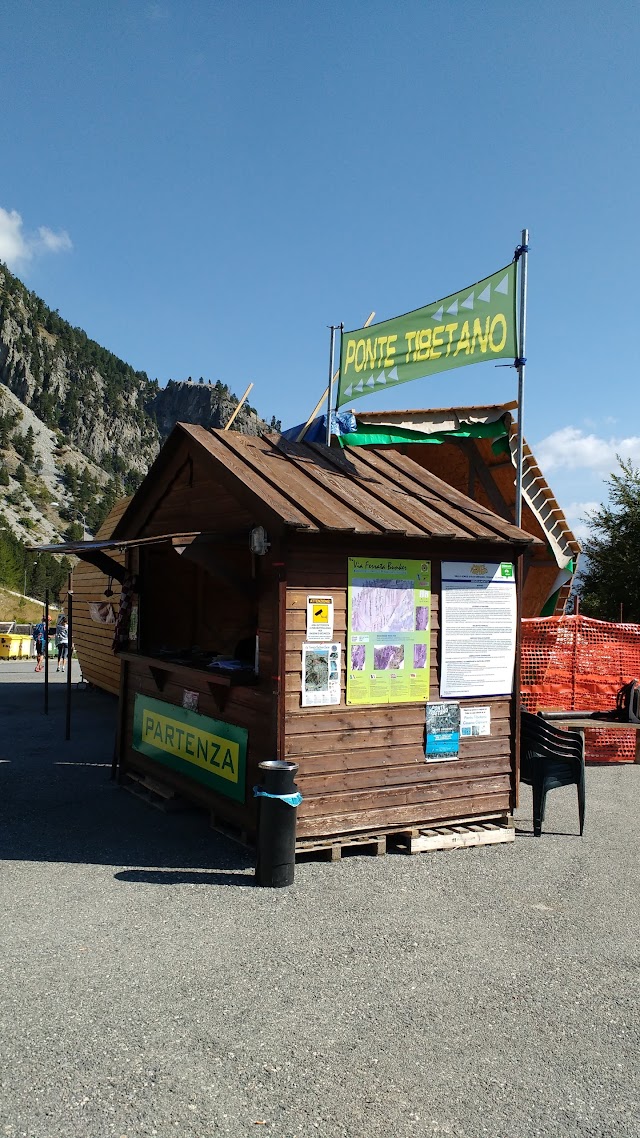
[255,760,300,887]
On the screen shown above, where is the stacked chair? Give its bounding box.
[520,710,586,837]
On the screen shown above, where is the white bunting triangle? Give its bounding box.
[375,370,387,385]
[461,292,474,310]
[343,384,353,398]
[387,366,399,382]
[365,375,376,388]
[355,379,364,393]
[431,306,444,321]
[477,284,491,303]
[446,299,458,316]
[495,273,509,295]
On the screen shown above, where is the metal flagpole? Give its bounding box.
[297,313,374,444]
[514,228,529,528]
[325,325,339,446]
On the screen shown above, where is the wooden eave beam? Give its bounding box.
[74,551,127,583]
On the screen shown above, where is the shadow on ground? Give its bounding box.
[0,674,253,877]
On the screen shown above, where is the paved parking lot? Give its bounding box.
[1,664,639,1137]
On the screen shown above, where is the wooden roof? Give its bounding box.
[115,423,538,546]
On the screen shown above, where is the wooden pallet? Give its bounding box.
[209,812,253,848]
[295,831,387,861]
[392,819,514,855]
[122,772,188,813]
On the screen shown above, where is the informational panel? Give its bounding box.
[347,558,431,705]
[425,702,460,761]
[440,561,516,697]
[460,706,491,737]
[302,642,341,706]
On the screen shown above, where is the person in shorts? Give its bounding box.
[33,615,48,672]
[56,616,69,673]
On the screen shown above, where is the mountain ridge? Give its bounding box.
[0,262,276,555]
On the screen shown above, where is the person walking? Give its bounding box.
[55,616,69,673]
[33,614,48,672]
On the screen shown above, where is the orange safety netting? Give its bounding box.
[521,615,640,763]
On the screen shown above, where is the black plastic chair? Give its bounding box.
[520,710,586,837]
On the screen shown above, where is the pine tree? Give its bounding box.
[580,458,640,622]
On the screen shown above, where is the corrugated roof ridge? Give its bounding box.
[352,447,509,543]
[186,426,316,529]
[255,433,372,532]
[284,438,423,536]
[215,429,361,532]
[312,443,465,540]
[358,400,518,419]
[375,446,532,543]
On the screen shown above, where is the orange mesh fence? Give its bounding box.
[521,615,640,763]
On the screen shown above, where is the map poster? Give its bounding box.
[302,642,341,707]
[440,561,517,698]
[425,702,460,761]
[347,558,431,706]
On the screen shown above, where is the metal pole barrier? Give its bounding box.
[65,589,73,741]
[255,760,300,887]
[514,228,529,528]
[44,588,49,714]
[325,325,338,447]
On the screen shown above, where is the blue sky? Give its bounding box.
[1,0,639,538]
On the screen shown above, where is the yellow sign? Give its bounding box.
[140,706,239,781]
[306,594,334,642]
[133,694,248,801]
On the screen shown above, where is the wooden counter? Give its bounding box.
[118,650,258,712]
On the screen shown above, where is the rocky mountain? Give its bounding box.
[0,262,275,552]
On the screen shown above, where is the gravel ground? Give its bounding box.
[1,664,639,1138]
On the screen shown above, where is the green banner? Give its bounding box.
[338,262,517,407]
[133,694,248,802]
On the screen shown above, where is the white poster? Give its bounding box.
[440,562,517,698]
[302,642,341,706]
[460,706,491,737]
[306,595,334,642]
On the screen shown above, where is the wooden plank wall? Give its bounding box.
[284,538,517,839]
[70,497,131,696]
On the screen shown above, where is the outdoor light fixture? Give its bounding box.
[104,576,114,598]
[250,526,270,555]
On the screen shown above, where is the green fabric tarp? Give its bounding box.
[339,419,509,450]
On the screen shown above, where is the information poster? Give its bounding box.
[440,562,516,697]
[425,702,460,760]
[460,706,491,737]
[347,558,431,706]
[306,595,334,642]
[302,642,341,706]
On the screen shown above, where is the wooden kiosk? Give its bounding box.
[96,423,539,848]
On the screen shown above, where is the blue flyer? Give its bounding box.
[425,701,460,761]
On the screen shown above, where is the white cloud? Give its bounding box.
[0,206,72,270]
[37,226,72,254]
[534,426,640,474]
